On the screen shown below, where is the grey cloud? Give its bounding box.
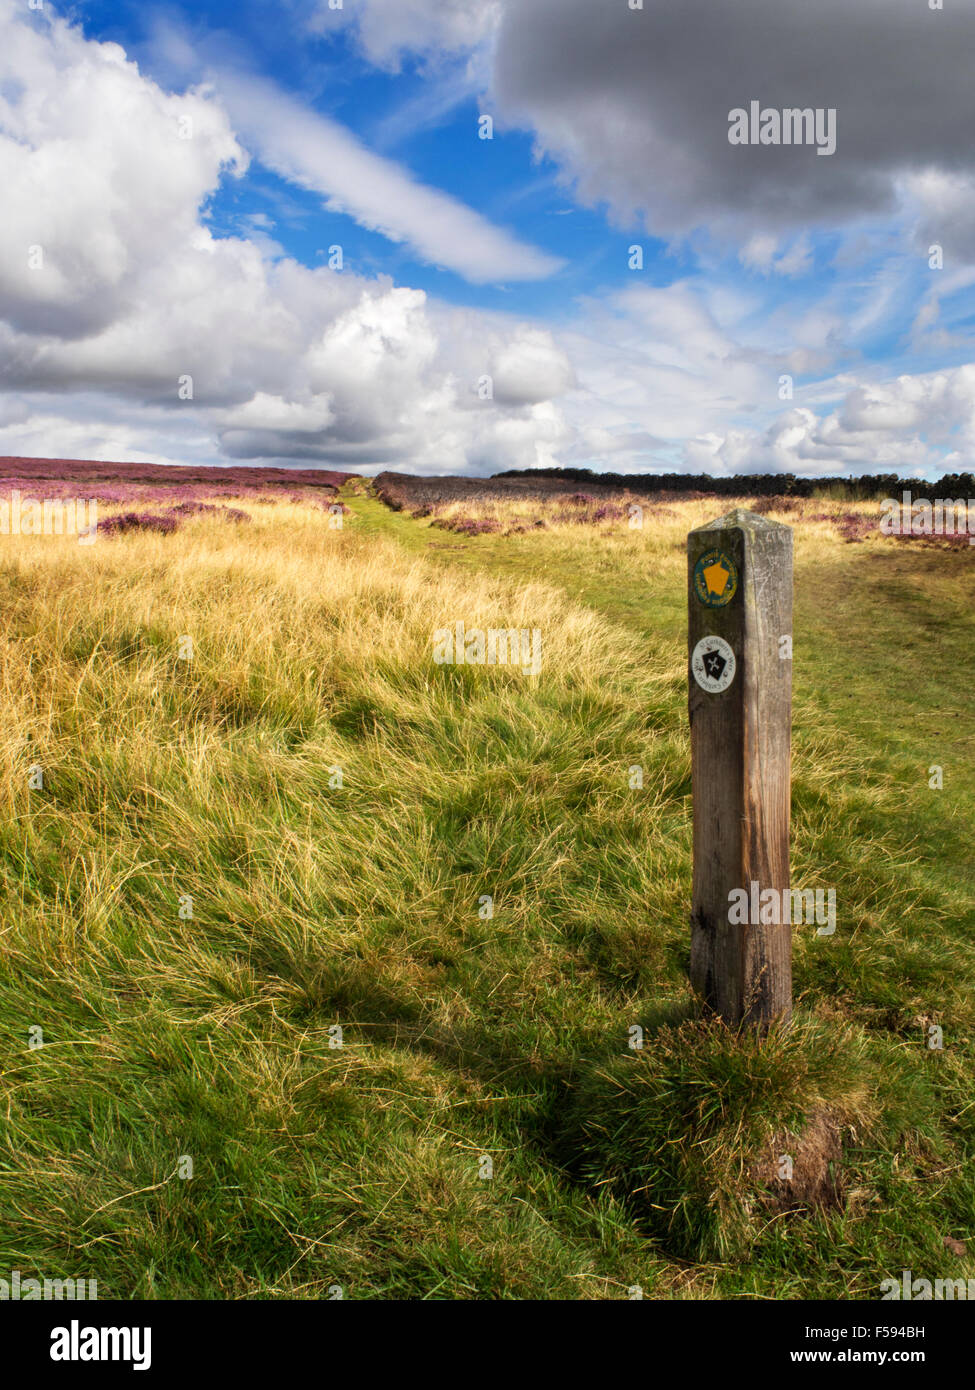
[218,430,408,463]
[493,0,975,237]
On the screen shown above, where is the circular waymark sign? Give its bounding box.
[691,635,736,694]
[693,549,738,608]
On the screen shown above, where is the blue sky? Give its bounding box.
[1,0,974,476]
[77,0,676,320]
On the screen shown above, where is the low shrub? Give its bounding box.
[97,511,181,536]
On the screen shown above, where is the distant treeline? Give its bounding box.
[492,468,975,500]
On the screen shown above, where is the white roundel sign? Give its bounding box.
[691,635,736,693]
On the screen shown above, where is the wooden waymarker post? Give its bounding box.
[687,509,793,1031]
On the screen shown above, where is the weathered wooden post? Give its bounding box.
[687,509,793,1031]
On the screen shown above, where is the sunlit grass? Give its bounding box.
[0,486,972,1299]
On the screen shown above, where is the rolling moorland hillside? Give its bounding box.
[0,459,973,1299]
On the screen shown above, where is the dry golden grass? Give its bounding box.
[0,485,971,1299]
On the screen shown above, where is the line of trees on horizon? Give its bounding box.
[492,467,975,500]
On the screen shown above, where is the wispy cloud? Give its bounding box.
[216,72,563,284]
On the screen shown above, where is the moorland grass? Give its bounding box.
[0,488,972,1299]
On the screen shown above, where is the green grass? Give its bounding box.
[0,489,972,1299]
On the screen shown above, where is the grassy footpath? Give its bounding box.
[0,490,972,1299]
[353,489,975,930]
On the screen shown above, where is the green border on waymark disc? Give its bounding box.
[693,550,739,608]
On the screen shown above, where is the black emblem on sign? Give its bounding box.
[703,648,726,681]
